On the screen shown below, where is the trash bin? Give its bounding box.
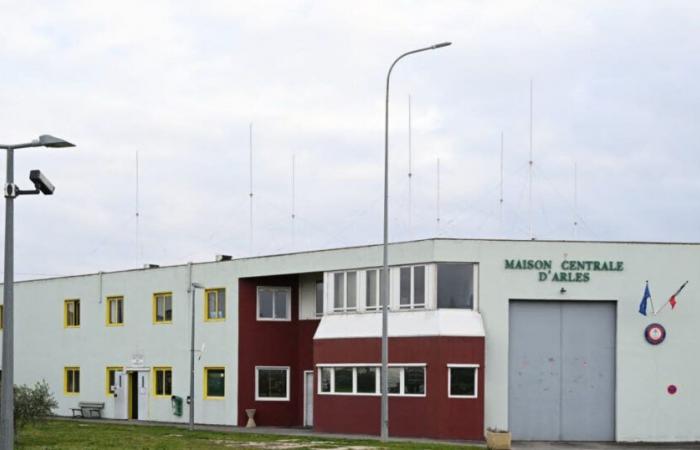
[171,395,183,417]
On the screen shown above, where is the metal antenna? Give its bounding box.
[528,79,534,239]
[135,150,140,266]
[291,153,296,250]
[408,94,413,236]
[500,132,504,234]
[249,122,254,256]
[436,157,441,236]
[573,161,578,239]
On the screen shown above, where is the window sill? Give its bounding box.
[203,396,226,400]
[256,317,290,322]
[204,318,226,323]
[153,321,173,325]
[106,323,124,327]
[254,396,290,402]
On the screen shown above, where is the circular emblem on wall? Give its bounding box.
[667,384,677,395]
[644,323,666,345]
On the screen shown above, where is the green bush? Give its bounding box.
[13,380,58,430]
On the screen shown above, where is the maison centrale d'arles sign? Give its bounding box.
[504,259,624,282]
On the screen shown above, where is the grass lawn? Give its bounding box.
[16,420,483,449]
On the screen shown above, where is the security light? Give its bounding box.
[191,282,205,289]
[29,170,55,195]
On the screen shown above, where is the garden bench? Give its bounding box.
[71,401,105,418]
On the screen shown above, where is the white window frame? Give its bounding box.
[447,364,479,399]
[365,269,381,311]
[398,265,427,310]
[331,271,358,313]
[316,363,426,397]
[256,287,292,322]
[255,366,290,401]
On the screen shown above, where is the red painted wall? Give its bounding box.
[313,336,485,440]
[237,276,320,426]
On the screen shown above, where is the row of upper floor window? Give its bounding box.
[314,262,477,316]
[64,366,226,399]
[60,288,226,328]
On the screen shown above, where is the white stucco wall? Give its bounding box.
[0,238,697,441]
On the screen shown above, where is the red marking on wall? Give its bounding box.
[668,384,677,395]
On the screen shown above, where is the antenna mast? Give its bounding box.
[249,123,254,256]
[500,132,504,234]
[436,157,441,237]
[291,153,296,250]
[408,95,413,236]
[573,162,578,239]
[528,79,534,239]
[135,150,140,266]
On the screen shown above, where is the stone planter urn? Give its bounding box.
[485,428,511,450]
[245,409,256,428]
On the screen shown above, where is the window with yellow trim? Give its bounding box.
[107,296,124,325]
[153,293,173,323]
[205,289,226,321]
[153,367,172,396]
[65,299,80,327]
[0,305,3,330]
[204,367,225,398]
[65,367,80,395]
[105,366,122,396]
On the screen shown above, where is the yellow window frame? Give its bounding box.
[152,292,173,324]
[64,366,80,395]
[106,296,124,326]
[105,366,123,396]
[152,366,173,397]
[204,288,226,322]
[64,299,80,328]
[203,366,225,399]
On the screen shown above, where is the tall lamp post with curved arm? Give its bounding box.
[380,42,451,441]
[0,134,75,449]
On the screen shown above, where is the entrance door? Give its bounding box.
[114,371,128,419]
[303,371,314,427]
[509,301,616,441]
[137,371,149,420]
[128,372,138,419]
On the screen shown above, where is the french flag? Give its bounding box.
[668,281,688,309]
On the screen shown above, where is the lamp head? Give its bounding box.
[38,134,75,148]
[432,42,452,49]
[191,282,205,289]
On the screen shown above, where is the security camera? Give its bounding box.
[29,170,55,195]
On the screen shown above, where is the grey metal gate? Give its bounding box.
[508,301,616,441]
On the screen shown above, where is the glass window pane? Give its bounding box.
[156,297,164,321]
[450,367,476,396]
[356,367,376,394]
[366,270,377,308]
[165,370,172,395]
[75,301,80,325]
[274,290,288,319]
[217,289,226,318]
[400,267,411,306]
[207,292,217,318]
[346,272,356,309]
[315,281,324,316]
[388,368,401,394]
[75,370,80,393]
[334,368,353,393]
[333,273,344,309]
[320,368,331,392]
[413,266,425,306]
[258,290,273,318]
[165,296,172,321]
[117,299,123,323]
[404,367,425,394]
[258,369,287,398]
[156,370,164,395]
[207,369,225,397]
[437,263,474,309]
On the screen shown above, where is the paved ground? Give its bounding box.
[58,418,700,449]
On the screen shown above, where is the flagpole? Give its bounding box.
[647,281,656,315]
[656,281,688,314]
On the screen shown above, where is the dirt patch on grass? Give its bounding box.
[209,438,381,449]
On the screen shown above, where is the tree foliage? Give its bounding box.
[12,380,58,430]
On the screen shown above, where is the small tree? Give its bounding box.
[13,380,58,431]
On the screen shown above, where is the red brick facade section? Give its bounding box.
[237,276,320,427]
[313,336,485,440]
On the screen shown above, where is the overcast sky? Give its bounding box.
[1,1,699,279]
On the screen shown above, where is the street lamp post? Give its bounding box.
[188,282,204,431]
[380,43,451,442]
[0,135,74,449]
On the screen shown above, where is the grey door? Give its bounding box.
[509,301,616,441]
